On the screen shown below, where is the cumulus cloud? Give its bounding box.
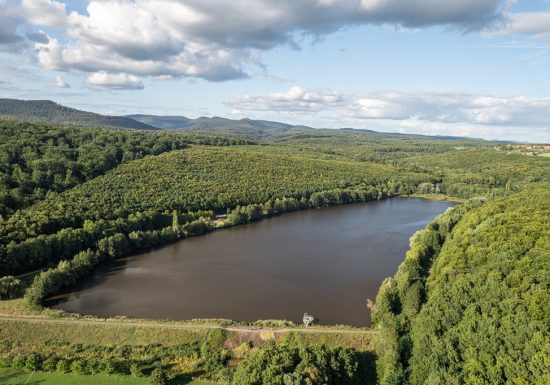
[16,0,510,85]
[20,0,66,28]
[499,12,550,39]
[0,1,25,52]
[226,87,550,129]
[86,71,144,90]
[232,86,346,112]
[25,30,49,44]
[50,75,69,88]
[1,0,546,88]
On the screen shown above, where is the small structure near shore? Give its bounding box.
[303,313,314,327]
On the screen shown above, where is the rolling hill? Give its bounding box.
[0,99,157,130]
[127,113,310,138]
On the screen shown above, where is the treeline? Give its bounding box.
[0,209,211,276]
[0,119,253,218]
[226,184,395,226]
[371,184,550,385]
[0,146,422,244]
[371,200,480,385]
[399,149,550,199]
[24,215,212,306]
[232,335,370,385]
[0,329,217,383]
[408,185,549,385]
[23,183,397,305]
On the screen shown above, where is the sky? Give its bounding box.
[0,0,549,142]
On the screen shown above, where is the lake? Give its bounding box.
[46,198,455,326]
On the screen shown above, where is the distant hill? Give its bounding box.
[0,99,157,130]
[0,99,502,143]
[127,114,311,139]
[125,114,192,129]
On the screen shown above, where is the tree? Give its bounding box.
[0,276,23,299]
[172,209,179,231]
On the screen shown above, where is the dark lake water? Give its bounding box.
[47,198,454,326]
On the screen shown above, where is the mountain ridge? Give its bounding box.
[0,99,157,130]
[0,98,509,143]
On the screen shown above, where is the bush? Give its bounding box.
[70,359,88,374]
[24,353,41,371]
[56,359,70,373]
[150,367,168,385]
[42,357,57,372]
[130,362,143,377]
[11,355,26,370]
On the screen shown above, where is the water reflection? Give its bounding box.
[46,198,454,326]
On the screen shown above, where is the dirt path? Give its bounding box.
[0,315,377,335]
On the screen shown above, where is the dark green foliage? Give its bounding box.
[232,336,365,385]
[0,119,188,217]
[149,367,168,385]
[0,146,399,242]
[56,359,70,373]
[0,276,23,299]
[41,357,57,372]
[0,335,373,384]
[0,119,252,218]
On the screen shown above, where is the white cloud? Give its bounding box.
[1,0,546,88]
[500,12,550,39]
[20,0,66,28]
[50,75,69,88]
[86,71,144,90]
[0,1,25,52]
[20,0,509,85]
[233,86,346,111]
[226,87,550,141]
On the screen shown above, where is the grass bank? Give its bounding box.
[0,368,213,385]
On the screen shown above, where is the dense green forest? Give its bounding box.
[0,116,548,385]
[0,119,252,218]
[0,118,548,277]
[372,185,549,385]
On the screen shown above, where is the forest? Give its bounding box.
[0,117,548,385]
[0,119,253,217]
[372,184,549,385]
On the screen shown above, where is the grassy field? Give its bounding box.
[0,369,214,384]
[0,318,210,346]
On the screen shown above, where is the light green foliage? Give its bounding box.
[373,185,550,385]
[0,368,150,384]
[371,200,482,385]
[398,149,550,198]
[149,367,168,385]
[409,184,550,385]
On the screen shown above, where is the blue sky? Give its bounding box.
[1,0,549,142]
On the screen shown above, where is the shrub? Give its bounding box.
[150,367,168,385]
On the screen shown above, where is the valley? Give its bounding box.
[0,107,548,385]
